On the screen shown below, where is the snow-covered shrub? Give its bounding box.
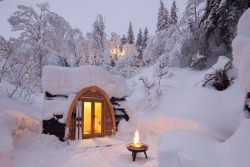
[137,76,159,112]
[202,56,234,91]
[153,57,171,96]
[154,54,170,77]
[136,70,173,112]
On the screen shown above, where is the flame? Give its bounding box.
[133,130,142,148]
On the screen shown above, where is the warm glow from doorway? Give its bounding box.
[83,102,91,135]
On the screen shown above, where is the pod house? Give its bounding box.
[42,65,129,141]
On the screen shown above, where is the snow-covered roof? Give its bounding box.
[42,65,127,120]
[42,65,126,97]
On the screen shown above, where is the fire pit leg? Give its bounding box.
[144,151,148,159]
[132,151,137,161]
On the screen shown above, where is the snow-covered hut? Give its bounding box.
[42,65,128,141]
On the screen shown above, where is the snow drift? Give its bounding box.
[232,8,250,93]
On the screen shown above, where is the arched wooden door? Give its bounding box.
[82,98,104,138]
[66,86,116,140]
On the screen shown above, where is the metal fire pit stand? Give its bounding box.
[126,144,149,161]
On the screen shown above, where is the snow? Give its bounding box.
[42,65,126,97]
[42,65,127,120]
[0,93,41,167]
[157,119,250,167]
[43,96,75,121]
[207,55,230,72]
[1,10,250,165]
[232,8,250,92]
[157,130,218,167]
[0,63,247,167]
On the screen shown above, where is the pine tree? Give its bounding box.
[201,0,250,54]
[170,0,178,25]
[136,28,143,59]
[119,34,127,53]
[163,8,170,29]
[156,0,170,32]
[136,29,143,49]
[121,34,127,45]
[142,27,149,50]
[89,14,110,66]
[156,0,165,32]
[127,22,134,44]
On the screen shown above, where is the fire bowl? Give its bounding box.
[126,143,149,161]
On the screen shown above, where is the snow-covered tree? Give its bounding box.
[143,31,166,65]
[115,43,139,78]
[0,37,19,82]
[108,32,123,66]
[201,0,250,55]
[7,3,91,95]
[170,0,178,25]
[8,3,51,79]
[121,34,127,45]
[156,0,170,32]
[119,34,127,55]
[45,12,83,67]
[142,27,149,50]
[135,28,143,59]
[88,14,111,66]
[127,22,134,45]
[177,0,207,69]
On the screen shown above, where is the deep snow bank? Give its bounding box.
[232,8,250,92]
[0,97,41,167]
[157,119,250,167]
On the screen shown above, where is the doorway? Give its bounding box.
[82,100,104,138]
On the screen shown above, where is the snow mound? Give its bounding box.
[0,112,16,167]
[232,8,250,92]
[0,99,41,167]
[0,111,40,167]
[218,118,250,167]
[157,119,250,167]
[157,130,218,167]
[42,65,126,98]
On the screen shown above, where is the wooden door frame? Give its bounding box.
[66,86,116,138]
[82,99,105,139]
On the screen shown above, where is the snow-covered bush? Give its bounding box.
[154,53,170,77]
[137,76,159,112]
[201,56,234,91]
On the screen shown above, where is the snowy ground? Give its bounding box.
[0,65,246,167]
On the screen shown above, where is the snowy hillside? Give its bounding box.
[0,62,246,167]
